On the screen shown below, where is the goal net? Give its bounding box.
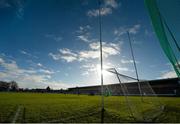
[102,68,164,122]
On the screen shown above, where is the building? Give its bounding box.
[68,78,180,96]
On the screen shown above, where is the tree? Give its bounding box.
[0,81,10,91]
[46,86,51,92]
[9,81,19,91]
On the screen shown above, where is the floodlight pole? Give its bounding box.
[98,0,104,123]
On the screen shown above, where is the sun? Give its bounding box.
[96,64,110,78]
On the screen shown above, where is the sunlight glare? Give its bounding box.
[96,64,110,78]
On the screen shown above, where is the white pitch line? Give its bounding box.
[12,106,22,123]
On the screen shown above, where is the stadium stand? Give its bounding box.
[68,78,180,96]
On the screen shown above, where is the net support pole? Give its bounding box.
[127,32,143,99]
[98,0,104,123]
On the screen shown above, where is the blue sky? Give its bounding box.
[0,0,177,89]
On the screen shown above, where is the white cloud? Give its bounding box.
[117,67,130,71]
[86,41,120,59]
[20,50,30,55]
[37,63,43,67]
[76,25,93,43]
[49,53,60,60]
[87,0,119,17]
[76,25,91,34]
[77,35,90,43]
[78,50,99,61]
[20,74,49,84]
[59,48,77,56]
[87,7,112,17]
[103,43,120,55]
[89,42,100,50]
[80,63,97,75]
[79,42,120,61]
[38,69,54,74]
[129,24,141,34]
[0,56,104,89]
[114,28,125,36]
[49,51,78,62]
[60,56,78,63]
[81,71,89,76]
[0,57,60,88]
[120,59,133,64]
[120,59,139,65]
[114,24,141,36]
[160,70,177,79]
[0,58,4,63]
[49,42,120,62]
[91,42,120,53]
[49,48,78,62]
[20,50,38,59]
[104,0,119,9]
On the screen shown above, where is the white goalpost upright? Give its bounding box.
[98,0,105,123]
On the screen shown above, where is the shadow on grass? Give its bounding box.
[142,105,180,123]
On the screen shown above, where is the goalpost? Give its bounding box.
[97,0,164,122]
[98,0,105,122]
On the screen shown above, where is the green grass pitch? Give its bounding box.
[0,92,180,123]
